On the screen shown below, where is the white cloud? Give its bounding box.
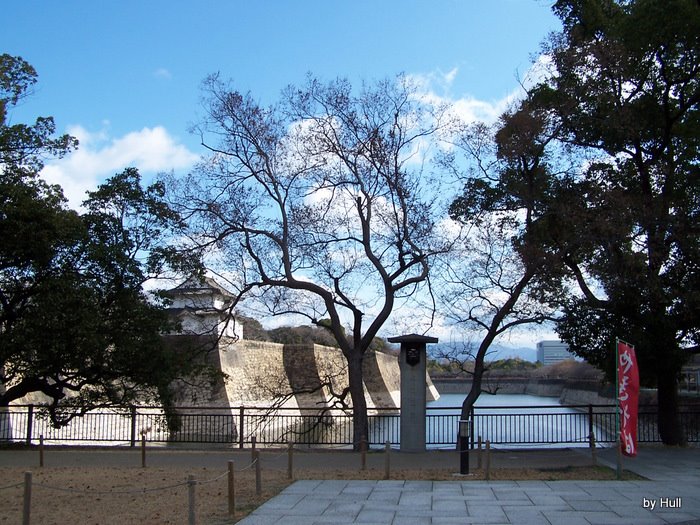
[409,67,459,94]
[410,56,555,127]
[443,67,459,86]
[153,68,173,80]
[519,54,555,92]
[408,69,508,125]
[40,125,199,209]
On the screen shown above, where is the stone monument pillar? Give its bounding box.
[388,333,439,452]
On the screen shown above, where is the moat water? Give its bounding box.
[368,393,612,449]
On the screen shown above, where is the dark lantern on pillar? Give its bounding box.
[388,333,439,452]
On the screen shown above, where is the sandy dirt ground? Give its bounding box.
[0,447,637,524]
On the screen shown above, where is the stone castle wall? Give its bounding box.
[212,339,436,410]
[167,338,438,443]
[167,338,438,441]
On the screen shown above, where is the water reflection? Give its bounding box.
[428,393,614,448]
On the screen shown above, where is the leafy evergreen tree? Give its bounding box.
[0,55,196,426]
[532,0,700,445]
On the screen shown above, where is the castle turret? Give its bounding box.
[165,276,243,340]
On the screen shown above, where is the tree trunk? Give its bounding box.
[460,384,480,424]
[657,368,686,446]
[647,310,687,447]
[347,353,368,452]
[458,342,489,448]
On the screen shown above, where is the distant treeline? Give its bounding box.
[429,358,604,382]
[238,316,393,354]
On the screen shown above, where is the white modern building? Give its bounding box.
[536,340,576,365]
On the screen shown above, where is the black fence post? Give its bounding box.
[25,405,34,446]
[238,407,245,449]
[459,418,470,475]
[469,406,475,449]
[7,402,697,448]
[130,406,137,447]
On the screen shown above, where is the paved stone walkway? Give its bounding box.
[238,446,700,524]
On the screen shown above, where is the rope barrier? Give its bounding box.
[0,481,24,491]
[31,463,252,495]
[195,469,230,485]
[9,455,264,525]
[6,441,615,524]
[236,457,258,472]
[28,462,257,495]
[34,480,189,495]
[259,448,292,461]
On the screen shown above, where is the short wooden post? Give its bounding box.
[228,461,235,518]
[141,435,146,468]
[254,450,262,496]
[616,437,623,480]
[251,435,257,462]
[477,436,483,469]
[287,441,294,480]
[384,441,391,480]
[485,440,491,481]
[39,435,44,468]
[22,471,32,525]
[360,439,367,471]
[187,474,196,525]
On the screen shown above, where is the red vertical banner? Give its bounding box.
[617,340,639,457]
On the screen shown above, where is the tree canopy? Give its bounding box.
[0,54,77,174]
[0,55,196,425]
[527,0,700,445]
[439,0,699,446]
[3,1,697,449]
[172,73,453,448]
[443,97,566,420]
[0,168,195,425]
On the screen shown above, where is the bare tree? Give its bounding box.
[441,99,566,428]
[172,74,451,449]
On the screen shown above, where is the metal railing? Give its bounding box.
[1,404,698,447]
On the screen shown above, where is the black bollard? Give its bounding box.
[459,419,469,475]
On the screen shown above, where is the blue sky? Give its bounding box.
[4,1,562,353]
[4,1,560,207]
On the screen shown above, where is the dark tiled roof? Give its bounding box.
[167,276,234,298]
